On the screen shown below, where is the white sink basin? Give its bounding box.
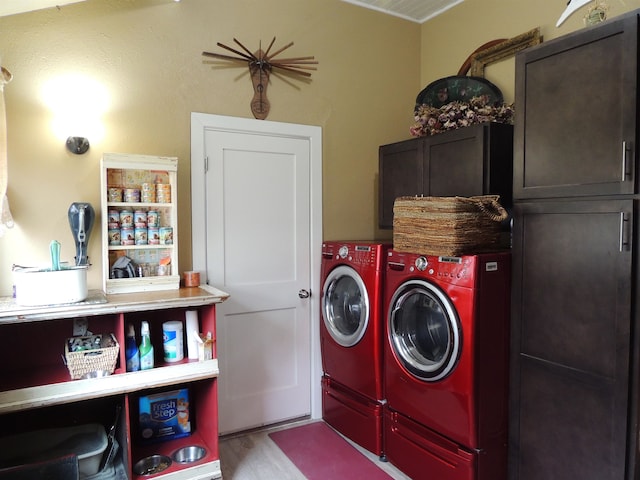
[13,266,88,306]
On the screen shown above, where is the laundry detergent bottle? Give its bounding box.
[139,321,154,370]
[125,324,140,372]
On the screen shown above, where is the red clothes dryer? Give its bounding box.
[320,241,390,457]
[383,250,511,480]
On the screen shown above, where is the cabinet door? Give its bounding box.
[509,199,634,480]
[427,125,483,197]
[378,138,424,229]
[427,123,513,207]
[514,14,638,199]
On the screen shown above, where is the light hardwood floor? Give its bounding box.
[218,419,412,480]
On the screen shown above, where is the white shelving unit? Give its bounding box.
[101,153,180,294]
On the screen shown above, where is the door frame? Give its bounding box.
[190,112,324,420]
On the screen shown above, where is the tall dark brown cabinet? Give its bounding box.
[510,11,639,480]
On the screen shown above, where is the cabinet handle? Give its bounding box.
[620,212,629,252]
[622,141,629,182]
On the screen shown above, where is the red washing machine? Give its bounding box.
[320,241,390,457]
[383,250,511,480]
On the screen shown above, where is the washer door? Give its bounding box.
[388,280,461,381]
[322,265,369,347]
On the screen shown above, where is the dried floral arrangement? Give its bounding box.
[410,95,514,138]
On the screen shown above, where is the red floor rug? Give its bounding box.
[269,422,393,480]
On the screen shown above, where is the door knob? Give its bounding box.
[298,289,310,299]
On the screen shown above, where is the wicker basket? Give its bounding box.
[65,334,120,380]
[393,195,508,256]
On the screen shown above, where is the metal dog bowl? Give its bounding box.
[172,445,206,464]
[133,455,172,476]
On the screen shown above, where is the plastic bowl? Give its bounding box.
[133,455,172,476]
[13,266,88,306]
[172,445,206,464]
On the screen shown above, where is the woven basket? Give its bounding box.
[393,195,508,256]
[65,334,120,380]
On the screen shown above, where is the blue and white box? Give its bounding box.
[138,388,191,443]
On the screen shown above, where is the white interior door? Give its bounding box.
[191,113,323,435]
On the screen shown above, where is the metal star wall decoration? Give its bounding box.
[202,37,318,120]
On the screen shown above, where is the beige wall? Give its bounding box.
[0,0,420,295]
[1,0,639,296]
[421,0,640,103]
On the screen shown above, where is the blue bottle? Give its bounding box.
[125,324,140,372]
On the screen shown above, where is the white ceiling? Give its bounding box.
[341,0,464,23]
[1,0,462,23]
[0,0,86,17]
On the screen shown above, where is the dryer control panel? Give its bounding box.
[321,241,390,269]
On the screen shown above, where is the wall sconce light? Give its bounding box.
[42,74,109,154]
[66,136,90,154]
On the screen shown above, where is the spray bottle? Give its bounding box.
[125,324,140,372]
[139,321,154,370]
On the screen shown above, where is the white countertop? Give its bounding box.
[0,285,229,325]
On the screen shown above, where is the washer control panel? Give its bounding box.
[388,250,476,286]
[432,256,469,281]
[415,256,429,271]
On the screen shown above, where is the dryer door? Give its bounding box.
[388,279,461,381]
[322,265,369,347]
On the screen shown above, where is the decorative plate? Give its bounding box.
[415,75,504,111]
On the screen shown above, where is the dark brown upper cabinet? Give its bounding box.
[378,122,513,229]
[513,14,638,200]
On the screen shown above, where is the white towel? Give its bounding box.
[0,66,13,236]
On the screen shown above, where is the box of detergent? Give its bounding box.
[138,388,191,444]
